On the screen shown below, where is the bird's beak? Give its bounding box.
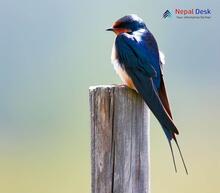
[106,28,114,31]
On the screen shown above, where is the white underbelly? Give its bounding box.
[111,43,136,90]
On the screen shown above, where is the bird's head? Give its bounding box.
[106,14,146,35]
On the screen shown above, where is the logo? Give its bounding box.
[162,10,172,19]
[175,9,211,15]
[162,8,212,19]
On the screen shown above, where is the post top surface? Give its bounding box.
[89,85,127,91]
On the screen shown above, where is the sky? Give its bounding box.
[0,0,219,193]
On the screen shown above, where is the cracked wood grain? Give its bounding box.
[89,85,150,193]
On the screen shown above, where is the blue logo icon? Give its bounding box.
[162,10,172,18]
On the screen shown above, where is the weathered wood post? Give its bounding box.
[89,85,150,193]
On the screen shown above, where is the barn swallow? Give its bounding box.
[107,14,188,174]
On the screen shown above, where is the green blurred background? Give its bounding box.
[0,0,219,192]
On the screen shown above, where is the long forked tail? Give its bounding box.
[173,136,188,175]
[163,127,188,174]
[159,76,188,174]
[167,135,188,174]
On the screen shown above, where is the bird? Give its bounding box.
[106,14,188,174]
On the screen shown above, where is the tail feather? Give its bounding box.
[163,127,188,174]
[168,139,177,173]
[173,136,188,175]
[158,76,173,119]
[158,76,188,174]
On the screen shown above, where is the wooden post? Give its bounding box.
[89,85,150,193]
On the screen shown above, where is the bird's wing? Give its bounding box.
[159,75,173,119]
[115,33,179,136]
[115,33,158,78]
[156,49,173,118]
[141,31,161,89]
